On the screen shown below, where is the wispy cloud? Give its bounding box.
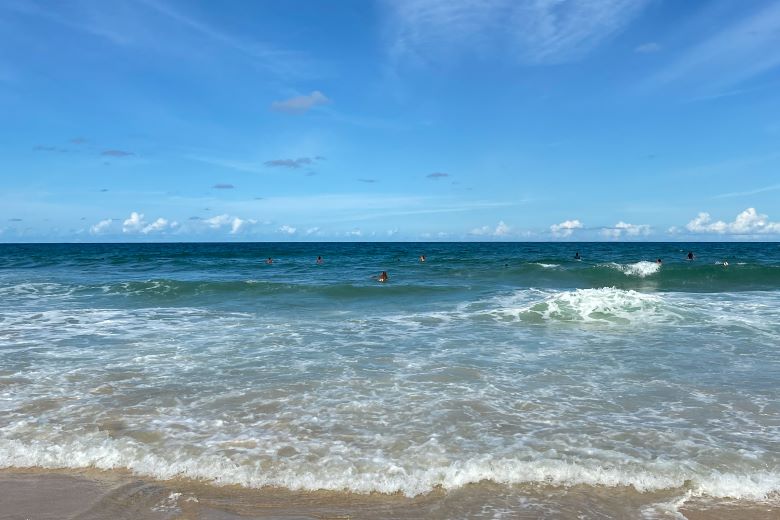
[70,137,88,144]
[645,2,780,91]
[102,149,134,157]
[271,91,329,114]
[635,42,660,53]
[358,178,378,183]
[714,183,780,199]
[385,0,651,65]
[278,224,297,235]
[686,207,780,235]
[427,172,449,179]
[212,183,235,189]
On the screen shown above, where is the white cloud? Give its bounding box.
[601,221,651,239]
[204,214,255,234]
[346,229,362,237]
[278,224,297,235]
[685,207,780,235]
[142,217,169,234]
[471,220,511,237]
[90,218,113,235]
[550,219,583,238]
[271,91,329,113]
[386,0,651,65]
[122,212,145,233]
[306,227,320,235]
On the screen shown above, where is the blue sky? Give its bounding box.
[1,0,779,242]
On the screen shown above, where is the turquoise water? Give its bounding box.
[1,243,779,510]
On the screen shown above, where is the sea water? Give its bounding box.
[1,242,779,516]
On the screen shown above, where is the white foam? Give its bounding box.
[1,438,778,500]
[533,263,560,269]
[607,261,661,278]
[492,287,679,325]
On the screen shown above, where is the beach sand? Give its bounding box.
[1,468,777,519]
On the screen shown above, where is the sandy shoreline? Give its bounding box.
[1,467,778,519]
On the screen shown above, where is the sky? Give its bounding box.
[1,0,779,242]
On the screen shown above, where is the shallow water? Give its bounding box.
[1,242,779,517]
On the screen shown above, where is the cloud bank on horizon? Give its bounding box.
[1,0,779,241]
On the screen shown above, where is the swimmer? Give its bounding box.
[656,258,662,264]
[574,251,581,260]
[266,257,273,264]
[316,256,323,265]
[419,255,426,263]
[687,251,694,260]
[377,271,389,283]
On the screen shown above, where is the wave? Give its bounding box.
[2,438,777,500]
[605,261,661,278]
[490,287,682,325]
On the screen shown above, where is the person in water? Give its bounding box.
[419,255,426,262]
[377,271,388,282]
[574,252,581,260]
[316,256,323,265]
[656,258,662,264]
[266,257,273,264]
[687,251,695,260]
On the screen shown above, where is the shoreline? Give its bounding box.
[1,467,778,519]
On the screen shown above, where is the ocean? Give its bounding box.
[1,242,779,518]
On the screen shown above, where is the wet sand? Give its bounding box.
[1,468,778,519]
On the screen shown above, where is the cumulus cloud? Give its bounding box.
[470,220,511,237]
[601,221,651,239]
[685,207,780,235]
[305,227,320,235]
[122,212,176,234]
[346,229,362,237]
[271,91,329,113]
[550,219,583,238]
[427,172,449,179]
[101,149,134,157]
[264,157,313,168]
[278,224,297,235]
[90,218,113,235]
[122,212,145,233]
[635,42,661,53]
[204,214,255,234]
[142,218,170,234]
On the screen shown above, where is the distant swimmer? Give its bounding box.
[377,271,389,283]
[574,251,581,260]
[656,258,662,264]
[419,255,426,263]
[266,257,273,264]
[687,251,695,260]
[316,256,323,265]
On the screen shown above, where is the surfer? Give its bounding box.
[377,271,388,283]
[419,255,426,263]
[687,251,694,260]
[656,258,662,264]
[316,256,323,265]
